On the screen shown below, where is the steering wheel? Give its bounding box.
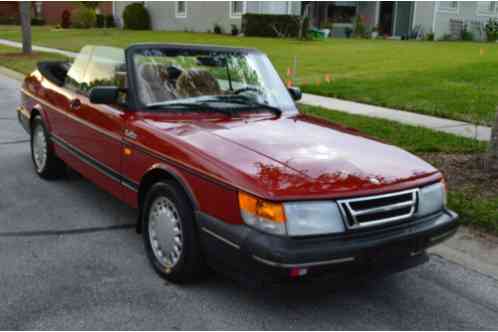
[233,86,262,95]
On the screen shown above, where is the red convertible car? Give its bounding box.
[17,44,458,284]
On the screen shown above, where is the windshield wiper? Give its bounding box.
[146,102,233,116]
[200,96,282,117]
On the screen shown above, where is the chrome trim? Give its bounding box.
[17,106,31,119]
[338,188,419,230]
[252,255,355,268]
[201,227,240,250]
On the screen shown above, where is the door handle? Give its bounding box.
[70,99,81,111]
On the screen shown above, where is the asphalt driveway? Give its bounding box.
[1,73,498,330]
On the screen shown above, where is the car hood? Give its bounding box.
[141,113,439,200]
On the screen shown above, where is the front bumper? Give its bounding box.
[17,106,31,133]
[197,209,458,281]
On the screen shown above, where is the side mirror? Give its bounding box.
[288,87,302,101]
[89,86,119,105]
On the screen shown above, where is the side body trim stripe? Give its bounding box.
[51,134,138,192]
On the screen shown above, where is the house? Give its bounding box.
[0,1,112,25]
[112,1,301,32]
[307,1,498,40]
[112,1,498,41]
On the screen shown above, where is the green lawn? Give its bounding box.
[0,45,68,75]
[301,105,497,234]
[1,25,498,125]
[301,105,487,154]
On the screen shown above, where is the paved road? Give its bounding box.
[1,73,498,330]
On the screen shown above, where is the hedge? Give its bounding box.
[241,13,309,38]
[123,3,150,30]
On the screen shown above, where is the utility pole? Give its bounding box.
[19,1,32,54]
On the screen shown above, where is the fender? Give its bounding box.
[143,162,200,210]
[136,162,200,233]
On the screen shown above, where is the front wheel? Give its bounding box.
[30,116,64,179]
[142,181,203,283]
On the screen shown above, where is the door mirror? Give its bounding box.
[288,87,302,101]
[89,86,119,105]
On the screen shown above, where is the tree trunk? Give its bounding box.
[490,108,498,160]
[19,1,32,54]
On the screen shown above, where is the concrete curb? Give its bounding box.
[0,66,24,82]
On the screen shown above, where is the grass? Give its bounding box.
[1,25,498,125]
[449,192,498,235]
[301,105,496,235]
[300,105,487,154]
[0,45,69,75]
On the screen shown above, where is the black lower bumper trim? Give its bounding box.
[197,209,458,280]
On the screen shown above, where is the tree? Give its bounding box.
[296,3,311,40]
[19,1,32,54]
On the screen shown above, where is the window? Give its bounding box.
[66,45,126,96]
[477,1,497,15]
[132,48,295,110]
[230,1,245,18]
[437,1,459,13]
[65,46,92,93]
[83,46,126,93]
[175,1,187,18]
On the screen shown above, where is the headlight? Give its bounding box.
[238,192,346,236]
[417,182,446,217]
[284,201,345,236]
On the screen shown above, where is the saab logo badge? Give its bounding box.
[124,129,137,140]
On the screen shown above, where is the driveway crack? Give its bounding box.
[0,139,30,145]
[0,223,134,237]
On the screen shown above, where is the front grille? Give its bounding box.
[338,189,418,230]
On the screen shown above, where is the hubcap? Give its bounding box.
[33,125,47,172]
[148,196,183,269]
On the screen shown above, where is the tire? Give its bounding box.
[142,181,203,283]
[30,115,64,179]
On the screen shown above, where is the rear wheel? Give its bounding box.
[142,181,203,283]
[30,116,64,179]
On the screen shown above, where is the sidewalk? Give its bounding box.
[0,38,492,142]
[0,38,77,58]
[302,94,492,141]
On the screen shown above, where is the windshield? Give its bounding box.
[131,47,296,112]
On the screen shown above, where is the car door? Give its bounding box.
[57,46,127,200]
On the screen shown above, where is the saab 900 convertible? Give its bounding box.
[17,44,458,283]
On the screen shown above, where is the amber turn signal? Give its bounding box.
[238,192,286,223]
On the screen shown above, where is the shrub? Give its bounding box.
[425,32,434,41]
[31,17,45,26]
[485,18,497,42]
[0,16,19,25]
[214,23,223,34]
[353,15,367,38]
[231,24,239,36]
[105,14,115,27]
[72,6,97,28]
[122,3,150,30]
[61,9,71,28]
[96,14,104,28]
[461,24,474,41]
[241,13,309,38]
[344,27,353,38]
